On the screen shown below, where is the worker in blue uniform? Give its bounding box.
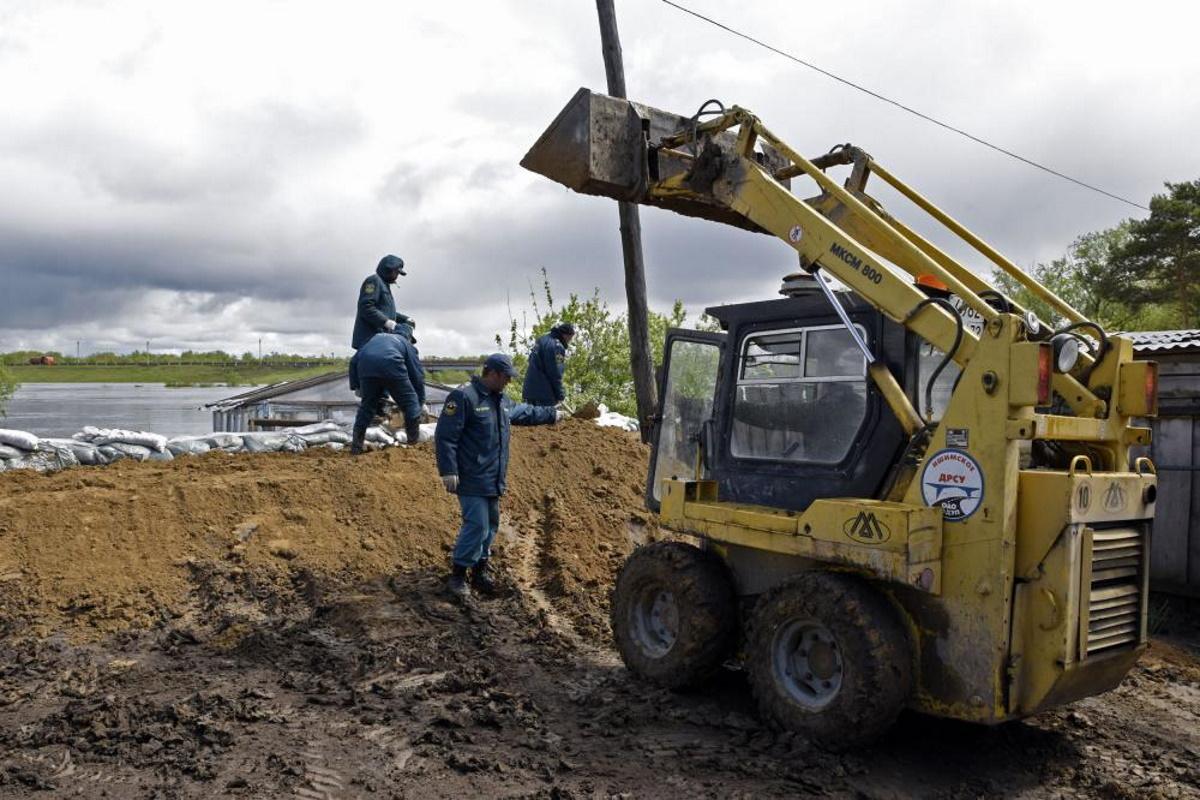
[435,353,565,599]
[521,322,575,406]
[351,323,425,454]
[349,254,414,396]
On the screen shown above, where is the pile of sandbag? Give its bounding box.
[0,419,435,475]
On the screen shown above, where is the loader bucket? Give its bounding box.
[521,88,788,234]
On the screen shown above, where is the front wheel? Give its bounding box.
[745,571,912,749]
[610,541,737,689]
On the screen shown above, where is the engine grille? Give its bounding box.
[1084,526,1145,657]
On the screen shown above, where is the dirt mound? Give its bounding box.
[0,420,654,640]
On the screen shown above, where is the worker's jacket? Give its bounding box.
[436,376,556,496]
[521,333,567,405]
[356,332,426,407]
[351,264,412,350]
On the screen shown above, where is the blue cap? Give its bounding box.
[377,254,406,276]
[484,352,518,377]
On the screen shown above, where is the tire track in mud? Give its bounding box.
[295,747,347,800]
[503,495,618,667]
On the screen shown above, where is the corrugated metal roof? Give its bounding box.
[1124,330,1200,354]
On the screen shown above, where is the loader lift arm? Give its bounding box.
[521,89,1148,459]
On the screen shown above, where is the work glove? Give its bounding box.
[421,403,431,417]
[441,474,459,493]
[384,320,397,332]
[555,409,569,423]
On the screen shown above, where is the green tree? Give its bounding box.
[993,223,1140,329]
[0,364,16,417]
[1102,180,1200,329]
[497,269,697,416]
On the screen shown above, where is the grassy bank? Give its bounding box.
[8,364,344,386]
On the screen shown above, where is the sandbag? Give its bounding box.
[7,450,66,473]
[0,444,25,459]
[98,446,125,462]
[301,430,352,445]
[147,449,174,462]
[401,423,437,444]
[280,435,307,453]
[290,420,342,436]
[88,428,167,452]
[167,437,212,457]
[43,443,81,469]
[0,429,39,452]
[203,433,244,451]
[106,443,153,461]
[241,433,292,453]
[365,427,396,445]
[323,442,346,451]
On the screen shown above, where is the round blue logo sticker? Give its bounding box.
[921,449,984,522]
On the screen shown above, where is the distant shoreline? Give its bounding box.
[7,364,343,386]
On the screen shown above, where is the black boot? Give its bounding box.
[470,559,497,596]
[446,564,470,600]
[350,428,365,456]
[405,419,422,445]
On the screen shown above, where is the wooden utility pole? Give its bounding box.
[596,0,656,442]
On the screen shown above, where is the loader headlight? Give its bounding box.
[1051,334,1080,373]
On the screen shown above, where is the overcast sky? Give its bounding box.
[1,0,1197,357]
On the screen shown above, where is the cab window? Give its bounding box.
[731,325,867,463]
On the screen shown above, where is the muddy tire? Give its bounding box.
[611,541,737,689]
[745,571,912,749]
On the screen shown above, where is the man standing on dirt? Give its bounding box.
[350,323,425,455]
[349,254,415,397]
[521,322,574,406]
[436,353,564,600]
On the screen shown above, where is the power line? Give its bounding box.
[660,0,1149,211]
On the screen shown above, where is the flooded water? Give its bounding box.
[1,383,255,438]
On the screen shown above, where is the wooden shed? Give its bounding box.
[1131,330,1200,597]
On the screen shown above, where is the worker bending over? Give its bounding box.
[521,322,574,406]
[351,323,424,455]
[436,353,564,599]
[350,254,415,396]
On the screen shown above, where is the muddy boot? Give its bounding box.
[446,564,471,601]
[349,428,366,456]
[470,559,497,596]
[405,419,422,446]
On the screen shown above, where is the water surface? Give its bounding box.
[1,383,255,438]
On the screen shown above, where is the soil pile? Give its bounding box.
[0,420,654,639]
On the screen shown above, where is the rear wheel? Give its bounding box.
[745,571,912,749]
[611,541,737,689]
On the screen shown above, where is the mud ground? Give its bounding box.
[0,422,1197,799]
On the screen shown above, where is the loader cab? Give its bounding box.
[648,292,934,513]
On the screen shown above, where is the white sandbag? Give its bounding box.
[400,423,437,444]
[289,420,342,436]
[167,437,212,456]
[0,429,39,452]
[147,449,174,462]
[0,444,25,459]
[302,430,352,445]
[40,442,81,469]
[40,438,95,467]
[323,442,345,451]
[365,427,396,445]
[87,428,168,452]
[203,433,244,451]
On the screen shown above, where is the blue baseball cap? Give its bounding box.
[484,352,518,377]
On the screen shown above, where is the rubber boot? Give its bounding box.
[405,419,422,446]
[446,564,470,601]
[349,428,366,456]
[470,559,497,596]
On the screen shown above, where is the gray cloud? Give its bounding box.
[1,1,1197,361]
